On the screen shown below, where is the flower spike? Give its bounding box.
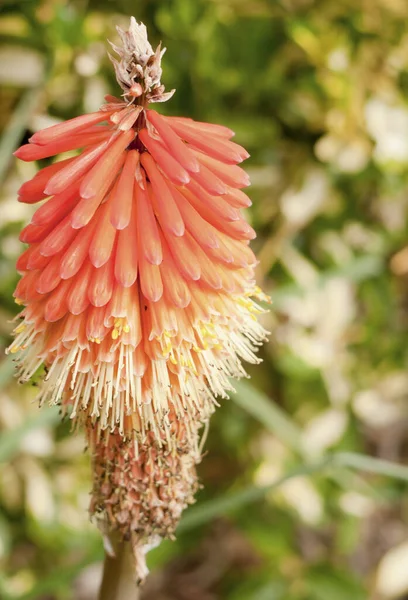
[8,16,269,582]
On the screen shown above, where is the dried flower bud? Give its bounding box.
[89,426,200,581]
[108,17,175,104]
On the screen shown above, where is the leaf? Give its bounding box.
[178,457,332,532]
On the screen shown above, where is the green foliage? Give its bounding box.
[1,0,408,598]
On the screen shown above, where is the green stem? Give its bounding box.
[98,541,139,600]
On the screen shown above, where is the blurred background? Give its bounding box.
[1,0,408,598]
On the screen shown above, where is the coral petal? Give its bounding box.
[29,111,114,145]
[165,119,249,164]
[14,130,112,162]
[164,231,201,281]
[139,254,163,303]
[67,261,93,315]
[146,110,199,173]
[44,279,71,322]
[36,254,61,294]
[190,163,227,196]
[88,259,114,307]
[140,153,184,237]
[80,130,134,199]
[72,152,125,229]
[194,151,250,188]
[31,183,80,227]
[19,222,54,244]
[172,188,219,249]
[138,129,190,185]
[110,150,139,230]
[181,182,239,222]
[16,245,36,272]
[40,216,77,257]
[165,116,235,139]
[89,200,117,267]
[26,245,51,270]
[135,182,162,265]
[114,197,138,287]
[160,235,191,308]
[44,141,110,195]
[17,158,75,204]
[223,186,252,208]
[60,219,98,279]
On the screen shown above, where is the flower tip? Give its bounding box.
[172,223,185,237]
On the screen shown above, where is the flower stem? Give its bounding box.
[98,541,139,600]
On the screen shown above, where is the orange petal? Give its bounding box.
[159,234,191,308]
[17,158,75,203]
[86,305,109,341]
[89,198,117,267]
[181,182,239,222]
[39,216,77,257]
[31,184,80,227]
[146,110,199,173]
[164,230,201,281]
[222,186,252,208]
[79,130,134,199]
[44,279,72,322]
[166,119,249,164]
[19,222,54,244]
[114,198,138,288]
[66,261,93,315]
[172,188,219,249]
[140,153,184,237]
[88,258,115,307]
[185,233,222,290]
[71,151,125,229]
[29,111,114,145]
[194,151,250,188]
[189,163,227,196]
[14,130,112,162]
[36,254,62,294]
[138,129,190,185]
[15,272,45,303]
[110,150,139,230]
[44,141,110,195]
[135,182,162,265]
[139,251,163,302]
[60,219,98,279]
[164,116,235,139]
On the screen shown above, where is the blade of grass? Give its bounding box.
[179,452,408,532]
[178,456,332,532]
[334,452,408,480]
[232,380,303,452]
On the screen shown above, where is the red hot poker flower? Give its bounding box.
[9,18,268,453]
[8,18,269,578]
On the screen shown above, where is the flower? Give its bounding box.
[8,17,269,579]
